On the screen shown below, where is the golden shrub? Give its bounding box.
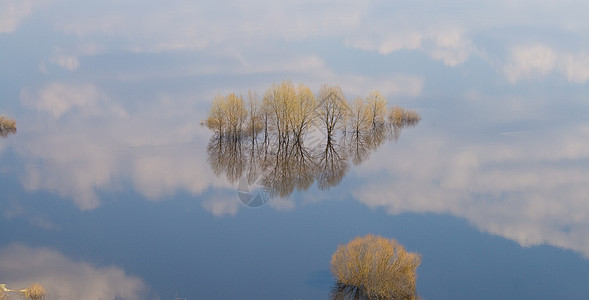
[403,110,421,127]
[21,283,46,300]
[0,115,17,138]
[388,106,421,128]
[389,106,406,127]
[330,234,421,300]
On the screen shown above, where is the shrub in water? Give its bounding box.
[330,234,421,299]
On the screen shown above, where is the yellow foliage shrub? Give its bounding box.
[330,234,421,299]
[0,115,17,138]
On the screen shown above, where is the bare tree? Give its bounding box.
[365,90,388,129]
[317,85,349,140]
[206,93,248,139]
[245,90,263,140]
[348,96,370,135]
[263,81,298,143]
[290,83,317,142]
[206,95,227,136]
[224,92,248,138]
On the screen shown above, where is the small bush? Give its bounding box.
[330,234,421,300]
[403,110,421,127]
[21,283,46,300]
[0,115,17,138]
[388,106,420,128]
[0,283,46,300]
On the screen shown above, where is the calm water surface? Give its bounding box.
[2,1,589,299]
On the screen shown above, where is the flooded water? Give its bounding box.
[2,1,589,299]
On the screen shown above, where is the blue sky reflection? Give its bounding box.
[2,0,589,299]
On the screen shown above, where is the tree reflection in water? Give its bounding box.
[205,82,422,205]
[206,117,419,204]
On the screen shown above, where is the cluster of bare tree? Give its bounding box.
[330,234,421,300]
[207,109,418,199]
[0,115,17,138]
[205,80,420,142]
[206,81,421,201]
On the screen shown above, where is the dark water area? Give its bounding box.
[2,1,589,299]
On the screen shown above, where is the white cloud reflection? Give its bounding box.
[351,124,589,257]
[2,0,589,256]
[51,0,367,50]
[0,244,148,300]
[20,82,125,118]
[202,193,240,217]
[1,0,586,83]
[15,82,236,212]
[504,45,556,82]
[50,56,80,71]
[503,45,589,83]
[346,25,473,66]
[0,0,37,33]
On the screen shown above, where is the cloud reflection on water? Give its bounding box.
[0,244,148,300]
[2,0,589,271]
[0,0,46,33]
[503,44,589,83]
[14,82,229,210]
[3,0,589,83]
[352,123,589,257]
